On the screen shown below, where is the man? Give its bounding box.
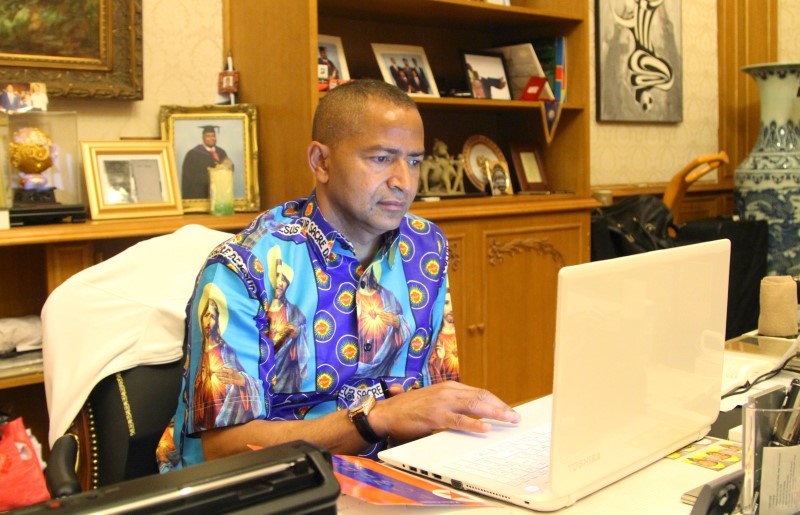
[181,125,230,199]
[158,79,519,471]
[1,84,21,111]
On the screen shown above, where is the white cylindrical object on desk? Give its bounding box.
[758,275,798,337]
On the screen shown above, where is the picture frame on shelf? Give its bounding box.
[0,0,142,100]
[595,0,682,122]
[485,160,513,196]
[462,134,506,193]
[159,103,260,213]
[461,50,512,100]
[371,43,439,97]
[81,140,182,220]
[318,34,350,90]
[510,143,549,192]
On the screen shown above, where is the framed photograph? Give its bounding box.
[0,82,49,112]
[461,51,512,100]
[485,160,513,196]
[595,0,682,122]
[0,0,142,100]
[510,143,549,192]
[81,140,182,220]
[371,43,439,97]
[159,104,260,213]
[318,35,350,88]
[462,134,506,192]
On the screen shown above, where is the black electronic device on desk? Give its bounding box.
[17,441,339,514]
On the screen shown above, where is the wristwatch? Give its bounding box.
[348,394,384,444]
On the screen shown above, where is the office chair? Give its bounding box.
[41,225,233,498]
[45,361,183,496]
[662,150,729,230]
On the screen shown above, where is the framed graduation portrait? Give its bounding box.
[159,104,260,213]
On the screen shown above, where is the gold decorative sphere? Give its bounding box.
[9,127,53,175]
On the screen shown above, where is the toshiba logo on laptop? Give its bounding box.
[569,452,601,472]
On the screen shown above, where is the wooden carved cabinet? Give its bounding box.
[414,198,593,406]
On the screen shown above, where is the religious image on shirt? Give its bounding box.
[267,245,311,393]
[192,284,263,431]
[428,286,460,383]
[355,264,412,378]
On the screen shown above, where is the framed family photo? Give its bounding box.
[371,43,439,97]
[318,34,350,88]
[461,51,512,100]
[81,140,182,220]
[159,104,260,213]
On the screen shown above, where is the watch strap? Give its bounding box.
[351,410,384,444]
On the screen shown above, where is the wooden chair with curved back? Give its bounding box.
[662,150,729,228]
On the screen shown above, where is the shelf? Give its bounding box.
[0,366,44,389]
[319,0,583,28]
[411,194,597,222]
[414,96,583,111]
[0,213,257,247]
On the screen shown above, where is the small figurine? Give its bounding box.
[418,139,466,196]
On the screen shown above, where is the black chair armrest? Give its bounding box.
[45,434,81,498]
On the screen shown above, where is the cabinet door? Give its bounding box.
[439,211,589,406]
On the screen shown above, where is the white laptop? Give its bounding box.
[379,239,731,511]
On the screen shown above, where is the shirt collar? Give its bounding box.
[300,190,401,269]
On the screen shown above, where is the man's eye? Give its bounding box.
[372,155,390,163]
[408,158,422,168]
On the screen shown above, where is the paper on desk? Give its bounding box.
[333,455,496,507]
[758,445,800,515]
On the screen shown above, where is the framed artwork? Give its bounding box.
[0,0,143,100]
[595,0,682,122]
[159,104,260,213]
[485,160,513,196]
[81,140,182,220]
[462,134,506,192]
[510,143,549,192]
[318,35,350,88]
[461,51,512,100]
[371,43,439,97]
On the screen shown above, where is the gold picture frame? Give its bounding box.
[81,140,182,220]
[159,104,260,213]
[0,0,143,100]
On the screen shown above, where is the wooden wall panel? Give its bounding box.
[717,0,778,184]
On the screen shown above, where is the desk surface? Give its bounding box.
[338,405,750,514]
[339,453,738,514]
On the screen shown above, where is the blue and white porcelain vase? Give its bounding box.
[734,62,800,276]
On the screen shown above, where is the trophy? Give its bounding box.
[4,112,86,225]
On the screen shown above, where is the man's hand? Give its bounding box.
[369,381,520,444]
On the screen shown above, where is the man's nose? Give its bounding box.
[388,160,414,191]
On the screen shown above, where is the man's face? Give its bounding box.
[203,132,216,147]
[316,100,424,247]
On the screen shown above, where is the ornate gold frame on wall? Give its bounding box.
[0,0,143,100]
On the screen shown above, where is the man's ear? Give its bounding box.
[308,142,330,183]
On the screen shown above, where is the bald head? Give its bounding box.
[312,79,419,148]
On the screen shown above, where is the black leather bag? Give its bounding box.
[591,195,676,260]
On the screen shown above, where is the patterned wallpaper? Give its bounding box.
[45,0,800,187]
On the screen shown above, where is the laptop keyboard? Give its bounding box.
[444,427,551,486]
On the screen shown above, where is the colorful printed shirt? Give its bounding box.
[157,191,460,471]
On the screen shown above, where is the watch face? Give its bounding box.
[349,393,375,412]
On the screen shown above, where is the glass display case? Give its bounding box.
[2,111,86,225]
